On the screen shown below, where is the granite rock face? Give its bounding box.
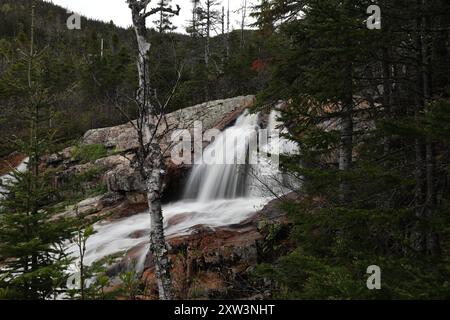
[81,96,255,153]
[49,96,255,202]
[137,195,296,300]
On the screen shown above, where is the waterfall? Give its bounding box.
[183,111,260,201]
[266,110,300,156]
[66,109,300,277]
[183,109,300,201]
[0,158,29,200]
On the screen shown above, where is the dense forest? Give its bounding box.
[254,0,450,299]
[0,0,450,301]
[0,0,268,157]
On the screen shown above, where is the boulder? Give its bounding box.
[95,154,132,169]
[82,123,139,153]
[52,96,255,199]
[53,195,103,220]
[98,192,125,208]
[106,164,145,193]
[126,192,147,205]
[139,225,263,299]
[77,195,103,215]
[81,96,255,153]
[46,147,75,167]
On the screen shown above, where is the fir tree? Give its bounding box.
[153,0,177,34]
[0,1,74,300]
[254,0,450,299]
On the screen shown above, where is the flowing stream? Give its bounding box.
[0,111,298,274]
[74,110,300,271]
[79,111,279,270]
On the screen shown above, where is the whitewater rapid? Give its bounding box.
[69,110,298,270]
[78,197,269,268]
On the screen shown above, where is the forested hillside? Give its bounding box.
[254,0,450,299]
[0,0,450,302]
[0,0,269,157]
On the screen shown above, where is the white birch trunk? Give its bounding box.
[128,0,173,300]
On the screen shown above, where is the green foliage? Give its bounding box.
[0,6,81,298]
[119,264,142,300]
[72,144,108,164]
[0,0,276,158]
[253,0,450,300]
[256,201,450,299]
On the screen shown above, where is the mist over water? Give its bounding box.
[79,111,273,267]
[183,111,260,201]
[72,110,298,270]
[1,112,298,288]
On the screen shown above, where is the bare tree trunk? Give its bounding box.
[412,0,440,256]
[226,0,230,58]
[127,0,180,300]
[205,0,211,66]
[144,146,172,299]
[240,0,247,49]
[422,2,439,256]
[339,62,353,204]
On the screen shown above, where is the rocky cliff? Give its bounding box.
[4,95,294,300]
[48,95,256,219]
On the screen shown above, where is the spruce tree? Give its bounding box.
[254,0,450,299]
[153,0,177,34]
[0,2,74,300]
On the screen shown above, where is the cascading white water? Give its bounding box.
[68,109,300,275]
[73,112,273,271]
[266,110,300,156]
[1,111,300,297]
[184,111,260,201]
[0,158,29,200]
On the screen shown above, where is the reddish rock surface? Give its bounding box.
[0,152,27,176]
[138,194,297,300]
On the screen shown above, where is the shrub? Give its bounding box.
[73,144,107,163]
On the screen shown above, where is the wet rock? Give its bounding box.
[166,212,196,229]
[99,192,125,208]
[141,223,264,299]
[126,192,147,205]
[104,201,148,221]
[105,242,147,278]
[128,230,148,239]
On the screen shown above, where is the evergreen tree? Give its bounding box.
[0,2,74,300]
[153,0,177,34]
[254,0,450,299]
